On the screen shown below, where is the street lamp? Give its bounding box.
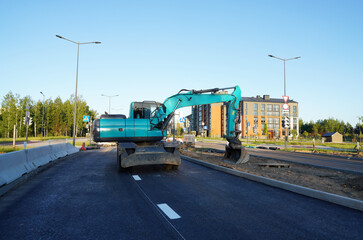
[40,92,45,139]
[56,35,101,146]
[268,54,300,149]
[101,94,119,114]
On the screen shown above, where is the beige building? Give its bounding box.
[241,95,299,139]
[190,94,299,139]
[322,132,343,143]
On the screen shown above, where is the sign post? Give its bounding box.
[25,106,30,142]
[282,96,289,149]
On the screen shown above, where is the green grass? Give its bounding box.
[196,136,225,141]
[0,146,24,154]
[0,139,92,154]
[0,136,70,143]
[74,141,92,147]
[280,148,357,155]
[195,136,358,150]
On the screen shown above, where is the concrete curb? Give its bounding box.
[248,153,363,175]
[181,155,363,212]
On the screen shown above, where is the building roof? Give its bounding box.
[322,132,341,137]
[242,96,297,103]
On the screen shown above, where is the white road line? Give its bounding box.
[132,175,141,181]
[157,203,181,220]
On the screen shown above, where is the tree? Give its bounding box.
[291,129,298,140]
[0,92,96,138]
[302,131,309,138]
[299,118,304,134]
[263,124,267,136]
[1,92,20,138]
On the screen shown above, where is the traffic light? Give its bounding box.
[285,117,290,128]
[282,119,285,128]
[29,117,33,126]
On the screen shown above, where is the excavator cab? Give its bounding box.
[129,101,161,119]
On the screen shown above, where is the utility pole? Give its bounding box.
[56,35,101,146]
[268,54,301,149]
[101,94,119,114]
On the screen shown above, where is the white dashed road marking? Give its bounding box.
[132,175,141,181]
[157,203,181,220]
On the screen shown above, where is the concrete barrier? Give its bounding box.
[0,143,80,196]
[0,150,32,184]
[66,143,79,155]
[26,145,53,168]
[50,143,68,159]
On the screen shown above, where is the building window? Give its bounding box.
[254,111,258,116]
[254,104,258,110]
[267,104,273,116]
[274,118,280,129]
[245,103,247,114]
[273,105,279,112]
[267,118,273,129]
[293,106,297,117]
[260,104,265,116]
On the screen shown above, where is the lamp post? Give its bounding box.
[101,94,119,114]
[56,35,101,146]
[40,92,45,139]
[268,54,300,149]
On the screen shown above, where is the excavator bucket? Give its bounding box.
[223,137,249,164]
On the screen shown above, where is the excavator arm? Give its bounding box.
[150,86,241,136]
[150,85,248,163]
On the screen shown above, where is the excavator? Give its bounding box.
[93,85,249,171]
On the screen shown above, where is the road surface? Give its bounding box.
[0,148,362,239]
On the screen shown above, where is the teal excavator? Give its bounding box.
[93,85,249,170]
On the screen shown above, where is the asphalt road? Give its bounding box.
[196,141,363,174]
[0,148,362,240]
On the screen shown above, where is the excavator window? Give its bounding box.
[132,101,161,119]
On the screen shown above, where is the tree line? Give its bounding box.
[0,92,97,138]
[299,117,362,140]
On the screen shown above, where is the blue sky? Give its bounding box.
[1,0,362,125]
